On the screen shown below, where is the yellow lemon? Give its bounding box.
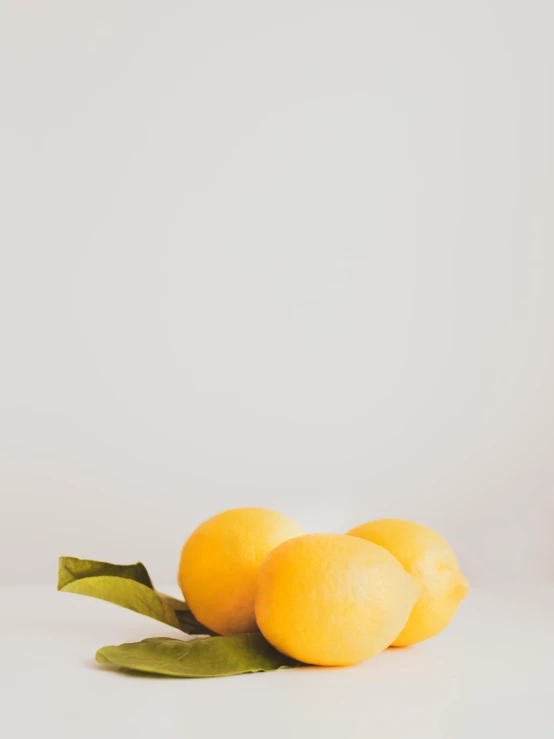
[255,533,420,666]
[178,507,303,635]
[347,519,469,646]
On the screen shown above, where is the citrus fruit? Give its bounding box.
[347,519,469,646]
[254,533,420,666]
[178,507,303,635]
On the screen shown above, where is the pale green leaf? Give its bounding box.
[96,634,300,677]
[58,556,212,635]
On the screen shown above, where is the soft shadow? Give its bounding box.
[387,643,415,650]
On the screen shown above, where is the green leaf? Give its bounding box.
[96,634,300,677]
[58,556,153,590]
[58,556,213,635]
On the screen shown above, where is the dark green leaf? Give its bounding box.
[96,634,300,677]
[58,556,213,635]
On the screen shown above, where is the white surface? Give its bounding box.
[1,1,554,588]
[3,586,553,738]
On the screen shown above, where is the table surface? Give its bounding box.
[2,584,553,738]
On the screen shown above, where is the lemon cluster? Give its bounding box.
[178,508,469,667]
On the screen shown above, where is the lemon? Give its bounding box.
[178,507,303,635]
[347,519,469,646]
[255,533,420,666]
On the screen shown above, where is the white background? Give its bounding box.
[1,0,553,589]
